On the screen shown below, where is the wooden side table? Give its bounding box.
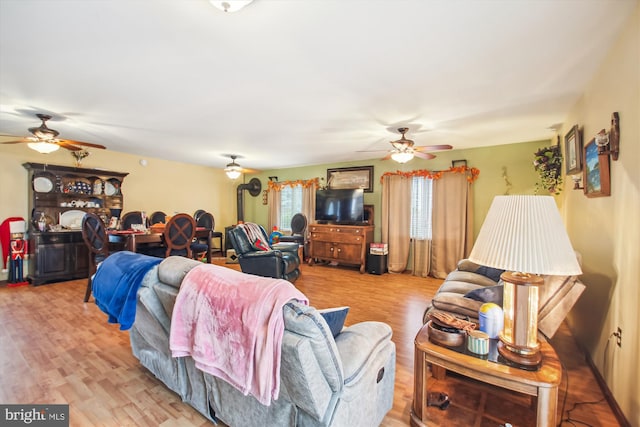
[410,323,562,427]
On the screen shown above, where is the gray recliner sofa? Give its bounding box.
[129,256,396,427]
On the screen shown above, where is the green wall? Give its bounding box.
[242,139,551,242]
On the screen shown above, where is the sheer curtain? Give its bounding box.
[267,188,281,232]
[381,174,411,273]
[411,176,433,277]
[268,179,317,234]
[430,172,474,278]
[381,167,477,277]
[301,184,316,230]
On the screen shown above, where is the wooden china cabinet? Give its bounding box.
[23,162,128,285]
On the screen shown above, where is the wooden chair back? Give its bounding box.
[196,212,214,230]
[120,211,144,230]
[149,211,167,225]
[290,213,307,235]
[81,213,109,302]
[163,213,196,258]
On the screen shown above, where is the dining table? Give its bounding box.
[108,227,213,263]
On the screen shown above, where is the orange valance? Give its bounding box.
[267,177,319,191]
[380,166,480,183]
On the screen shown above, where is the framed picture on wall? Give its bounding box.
[583,138,610,198]
[327,166,374,192]
[564,125,582,175]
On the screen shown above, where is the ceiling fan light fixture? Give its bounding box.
[224,155,243,179]
[391,151,414,163]
[27,141,60,154]
[1,113,107,153]
[31,129,58,140]
[225,165,242,179]
[209,0,253,13]
[29,114,59,140]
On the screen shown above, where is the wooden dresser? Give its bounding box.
[308,223,374,273]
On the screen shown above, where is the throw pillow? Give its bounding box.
[474,265,505,283]
[318,306,350,338]
[464,284,504,306]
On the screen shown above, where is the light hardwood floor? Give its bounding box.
[0,260,620,426]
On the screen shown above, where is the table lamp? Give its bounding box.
[468,195,582,366]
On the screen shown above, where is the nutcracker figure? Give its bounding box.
[8,220,29,287]
[1,216,24,272]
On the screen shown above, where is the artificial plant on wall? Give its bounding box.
[533,145,563,195]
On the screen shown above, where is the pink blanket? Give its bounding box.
[169,263,308,406]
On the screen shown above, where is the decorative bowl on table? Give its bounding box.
[427,320,466,348]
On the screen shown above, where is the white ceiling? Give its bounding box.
[0,0,636,171]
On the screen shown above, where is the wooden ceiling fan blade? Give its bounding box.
[1,139,30,144]
[415,144,453,152]
[57,141,83,151]
[414,151,436,160]
[381,152,393,161]
[59,139,106,149]
[241,167,261,174]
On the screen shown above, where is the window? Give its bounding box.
[410,176,433,240]
[280,185,303,231]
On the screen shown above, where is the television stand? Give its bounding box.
[308,223,374,273]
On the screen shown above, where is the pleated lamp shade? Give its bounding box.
[469,195,581,366]
[468,195,582,276]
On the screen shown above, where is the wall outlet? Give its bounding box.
[615,327,622,347]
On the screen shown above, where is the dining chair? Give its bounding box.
[163,213,197,258]
[279,213,308,259]
[191,212,211,260]
[149,211,167,225]
[193,209,206,222]
[209,213,225,256]
[81,212,110,302]
[190,211,224,258]
[120,211,144,230]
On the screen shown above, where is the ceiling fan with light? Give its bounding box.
[224,155,259,179]
[1,113,106,154]
[224,155,243,179]
[381,127,453,163]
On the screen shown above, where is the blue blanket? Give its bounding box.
[93,251,162,330]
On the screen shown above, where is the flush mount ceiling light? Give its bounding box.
[225,155,243,179]
[209,0,253,13]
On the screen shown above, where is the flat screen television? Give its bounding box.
[315,188,364,225]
